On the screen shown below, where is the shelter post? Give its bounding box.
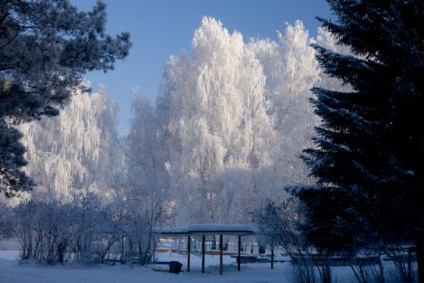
[202,235,205,273]
[187,235,191,272]
[219,234,223,275]
[237,235,241,271]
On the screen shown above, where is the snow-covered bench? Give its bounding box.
[150,261,183,274]
[231,255,258,264]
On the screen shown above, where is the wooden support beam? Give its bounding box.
[187,235,191,272]
[238,235,241,272]
[202,235,205,273]
[219,234,223,275]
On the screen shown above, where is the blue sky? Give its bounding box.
[70,0,332,135]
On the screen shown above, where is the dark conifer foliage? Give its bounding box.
[293,0,424,257]
[0,0,131,195]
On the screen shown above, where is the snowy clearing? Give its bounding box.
[0,248,413,283]
[0,250,290,283]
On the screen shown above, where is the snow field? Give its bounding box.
[2,249,413,283]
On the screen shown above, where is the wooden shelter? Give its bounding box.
[154,224,273,275]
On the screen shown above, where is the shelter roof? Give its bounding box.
[153,224,261,236]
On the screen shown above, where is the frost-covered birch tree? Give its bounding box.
[159,17,278,225]
[118,91,176,264]
[151,17,348,226]
[125,91,174,227]
[19,86,121,202]
[250,21,320,187]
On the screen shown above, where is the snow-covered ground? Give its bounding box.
[0,247,415,282]
[0,249,291,283]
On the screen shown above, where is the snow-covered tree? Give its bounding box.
[292,1,424,281]
[121,91,176,264]
[0,0,131,195]
[125,91,174,227]
[250,21,320,186]
[158,17,278,225]
[19,86,121,202]
[156,17,325,225]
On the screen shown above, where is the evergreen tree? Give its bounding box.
[292,0,424,270]
[0,0,131,195]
